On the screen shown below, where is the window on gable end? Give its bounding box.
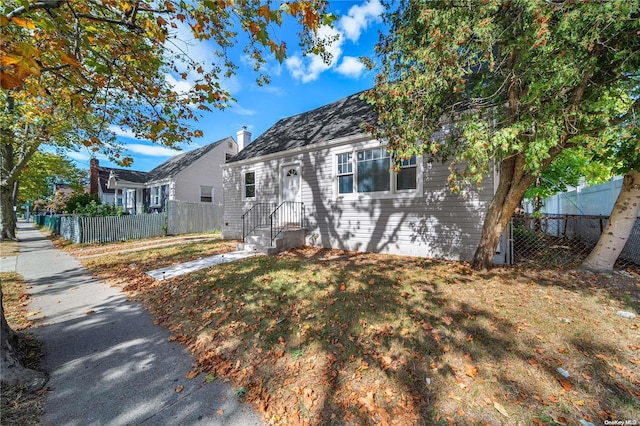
[200,186,213,202]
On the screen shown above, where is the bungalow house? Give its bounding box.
[90,137,238,214]
[222,91,503,262]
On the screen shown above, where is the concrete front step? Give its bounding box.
[238,228,307,256]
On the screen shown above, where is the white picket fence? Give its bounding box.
[56,200,224,244]
[61,214,166,244]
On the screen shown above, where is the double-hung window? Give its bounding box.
[150,186,161,206]
[200,186,213,202]
[397,156,417,190]
[337,153,353,194]
[244,171,256,199]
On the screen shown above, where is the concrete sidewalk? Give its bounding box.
[12,222,263,426]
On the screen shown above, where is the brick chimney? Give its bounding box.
[236,126,251,151]
[89,158,99,195]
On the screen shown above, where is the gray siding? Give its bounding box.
[175,139,238,205]
[223,139,495,261]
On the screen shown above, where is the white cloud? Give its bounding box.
[335,56,365,78]
[164,73,193,95]
[126,144,181,157]
[285,25,343,83]
[338,0,384,43]
[109,125,138,139]
[285,0,382,83]
[231,103,256,116]
[67,151,91,162]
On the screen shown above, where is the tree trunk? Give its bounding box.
[581,169,640,272]
[0,183,17,240]
[0,285,47,391]
[472,154,536,270]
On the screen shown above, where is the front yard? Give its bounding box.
[80,241,639,425]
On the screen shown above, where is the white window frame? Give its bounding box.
[125,189,136,209]
[150,186,161,207]
[395,155,418,192]
[243,170,256,200]
[334,143,422,200]
[336,152,354,195]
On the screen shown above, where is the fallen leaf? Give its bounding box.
[582,372,592,380]
[175,385,184,393]
[574,399,585,406]
[557,377,572,390]
[448,392,461,402]
[185,370,199,379]
[216,409,224,415]
[493,401,509,417]
[85,310,95,315]
[464,364,478,378]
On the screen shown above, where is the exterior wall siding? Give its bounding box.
[175,140,237,205]
[223,139,495,262]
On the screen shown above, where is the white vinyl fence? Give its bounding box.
[166,200,223,235]
[53,200,224,244]
[527,176,639,217]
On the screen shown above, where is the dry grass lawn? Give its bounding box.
[81,244,639,425]
[0,272,45,425]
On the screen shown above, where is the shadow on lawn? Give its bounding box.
[135,248,638,425]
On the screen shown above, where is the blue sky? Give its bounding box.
[68,0,386,172]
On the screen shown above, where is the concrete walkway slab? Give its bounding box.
[146,251,258,280]
[14,222,263,426]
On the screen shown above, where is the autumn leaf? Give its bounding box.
[493,401,509,417]
[258,4,271,23]
[175,384,184,393]
[464,364,478,378]
[557,377,572,390]
[60,52,82,68]
[11,17,36,30]
[185,370,199,379]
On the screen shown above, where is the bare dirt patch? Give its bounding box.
[82,246,639,425]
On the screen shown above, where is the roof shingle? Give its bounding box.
[229,91,377,162]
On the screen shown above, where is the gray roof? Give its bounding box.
[109,137,232,184]
[229,91,377,163]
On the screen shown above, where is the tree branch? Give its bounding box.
[6,0,64,19]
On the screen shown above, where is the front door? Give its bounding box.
[279,165,302,228]
[281,165,301,203]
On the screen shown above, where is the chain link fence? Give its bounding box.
[508,215,640,272]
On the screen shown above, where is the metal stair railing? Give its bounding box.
[241,203,275,242]
[269,201,305,244]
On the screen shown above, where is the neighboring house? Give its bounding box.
[90,137,238,214]
[222,91,502,262]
